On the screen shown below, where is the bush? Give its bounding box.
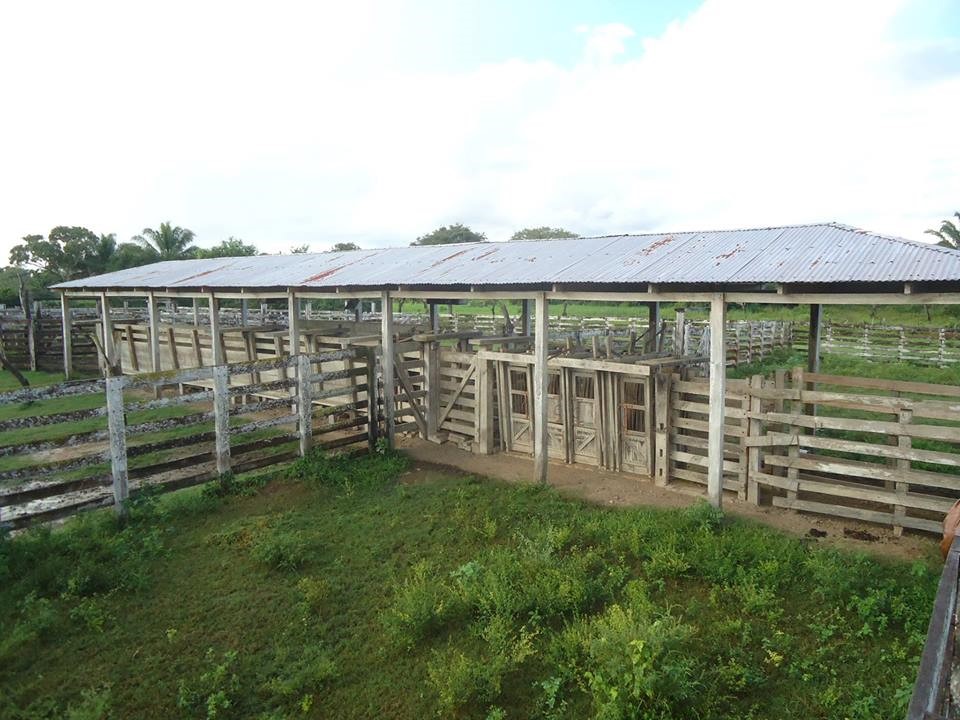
[177,648,241,719]
[287,447,409,489]
[382,560,460,649]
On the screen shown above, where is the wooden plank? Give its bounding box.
[61,295,73,379]
[297,354,313,456]
[756,411,960,443]
[803,371,960,398]
[393,355,427,435]
[771,496,941,534]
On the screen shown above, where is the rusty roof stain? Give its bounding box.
[52,222,960,292]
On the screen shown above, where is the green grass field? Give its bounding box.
[0,450,940,719]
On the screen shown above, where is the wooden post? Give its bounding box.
[475,358,494,454]
[804,303,822,419]
[673,309,685,356]
[240,299,249,327]
[520,299,532,337]
[100,293,116,373]
[654,371,672,486]
[192,297,200,326]
[894,408,912,536]
[429,303,440,333]
[707,293,726,508]
[424,339,440,441]
[533,292,549,484]
[366,346,379,450]
[212,364,231,475]
[381,290,396,447]
[208,294,224,365]
[148,292,161,372]
[297,354,313,456]
[287,291,301,356]
[746,374,763,505]
[60,293,73,379]
[19,275,37,372]
[645,302,660,354]
[105,374,129,515]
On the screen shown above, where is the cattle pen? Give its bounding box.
[41,223,959,519]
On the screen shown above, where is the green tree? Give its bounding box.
[290,244,311,254]
[926,212,960,249]
[329,242,361,252]
[411,223,486,246]
[510,226,579,241]
[9,226,123,282]
[133,222,198,261]
[195,237,259,258]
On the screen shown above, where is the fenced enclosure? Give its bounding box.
[0,349,377,529]
[662,367,960,535]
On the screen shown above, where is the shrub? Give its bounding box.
[250,530,310,571]
[382,560,459,649]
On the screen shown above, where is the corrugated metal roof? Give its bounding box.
[52,222,960,292]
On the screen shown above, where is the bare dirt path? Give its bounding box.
[397,436,938,563]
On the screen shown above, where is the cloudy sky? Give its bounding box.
[1,0,958,256]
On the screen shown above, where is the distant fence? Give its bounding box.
[0,309,99,373]
[0,348,378,529]
[794,321,960,367]
[660,367,960,535]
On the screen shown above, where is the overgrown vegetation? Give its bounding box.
[0,446,940,719]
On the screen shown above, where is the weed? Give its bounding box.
[177,648,241,719]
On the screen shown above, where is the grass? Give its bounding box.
[0,448,941,719]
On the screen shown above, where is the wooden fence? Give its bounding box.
[0,310,99,373]
[660,367,960,535]
[793,321,960,367]
[0,348,377,529]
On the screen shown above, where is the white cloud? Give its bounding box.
[0,0,956,258]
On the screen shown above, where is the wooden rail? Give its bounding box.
[906,536,960,719]
[0,348,378,529]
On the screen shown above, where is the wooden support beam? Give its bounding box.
[381,290,396,447]
[807,303,822,374]
[805,303,822,417]
[212,364,231,475]
[520,299,531,336]
[105,375,128,515]
[192,297,200,326]
[287,290,301,356]
[429,303,440,333]
[707,293,727,508]
[240,298,249,327]
[208,293,224,365]
[148,292,161,372]
[533,292,549,484]
[60,294,73,380]
[645,301,660,354]
[297,354,313,457]
[99,293,116,373]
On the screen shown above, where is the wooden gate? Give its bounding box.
[620,376,652,475]
[507,365,533,452]
[568,371,600,466]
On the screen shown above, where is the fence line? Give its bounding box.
[661,366,960,535]
[0,348,379,529]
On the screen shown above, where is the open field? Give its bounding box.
[0,449,940,719]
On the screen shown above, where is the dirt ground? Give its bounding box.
[397,436,940,563]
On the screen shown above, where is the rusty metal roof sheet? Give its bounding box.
[52,222,960,292]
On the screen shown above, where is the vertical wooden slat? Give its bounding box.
[366,346,379,450]
[208,294,224,366]
[894,407,912,536]
[747,374,763,505]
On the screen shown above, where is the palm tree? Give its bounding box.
[133,222,198,261]
[925,212,960,249]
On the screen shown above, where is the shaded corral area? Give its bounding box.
[0,454,942,719]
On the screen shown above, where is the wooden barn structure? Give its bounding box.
[52,222,960,518]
